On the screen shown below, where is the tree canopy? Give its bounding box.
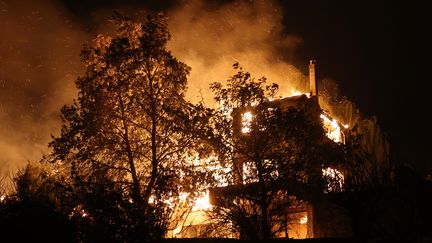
[47,13,204,241]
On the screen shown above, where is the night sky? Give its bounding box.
[0,0,429,177]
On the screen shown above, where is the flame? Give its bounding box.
[151,156,226,213]
[193,191,212,210]
[288,90,310,98]
[0,195,5,202]
[320,113,348,143]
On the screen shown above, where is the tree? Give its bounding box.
[48,13,203,241]
[319,84,396,240]
[203,64,342,240]
[0,163,74,242]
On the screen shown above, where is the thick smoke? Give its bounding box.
[0,0,88,178]
[0,0,308,179]
[89,0,308,103]
[167,0,307,104]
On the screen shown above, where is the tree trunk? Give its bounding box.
[142,77,158,206]
[256,157,271,240]
[117,90,142,206]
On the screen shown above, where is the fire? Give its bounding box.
[169,191,212,238]
[320,113,348,143]
[172,85,350,237]
[288,90,310,98]
[240,107,347,144]
[0,195,5,202]
[193,191,212,210]
[283,91,348,144]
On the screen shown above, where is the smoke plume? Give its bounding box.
[167,0,306,104]
[0,0,308,179]
[0,0,87,177]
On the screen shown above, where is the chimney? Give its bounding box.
[309,60,317,96]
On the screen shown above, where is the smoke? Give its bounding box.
[0,0,88,177]
[167,0,306,104]
[88,0,308,103]
[318,78,361,128]
[0,0,308,178]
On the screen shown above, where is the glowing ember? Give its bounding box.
[241,111,253,133]
[0,195,5,202]
[70,205,90,218]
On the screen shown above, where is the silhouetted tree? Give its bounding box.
[203,64,343,240]
[0,163,74,242]
[322,96,394,241]
[48,13,204,241]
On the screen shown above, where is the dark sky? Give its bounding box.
[279,1,430,174]
[0,0,429,176]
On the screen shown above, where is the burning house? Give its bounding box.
[171,60,389,239]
